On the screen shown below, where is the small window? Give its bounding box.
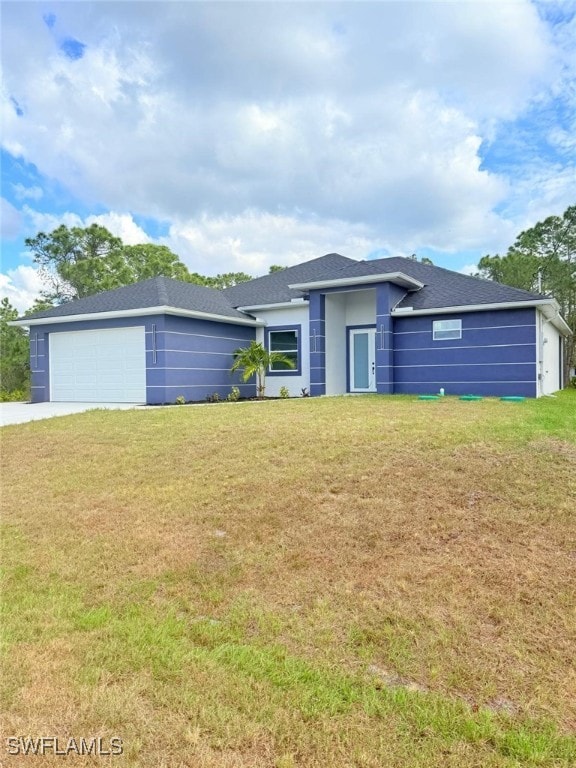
[268,329,299,371]
[433,319,462,340]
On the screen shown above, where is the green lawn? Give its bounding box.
[1,392,575,767]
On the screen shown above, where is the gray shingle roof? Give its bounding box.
[23,276,250,321]
[21,254,547,323]
[223,253,355,306]
[315,256,545,310]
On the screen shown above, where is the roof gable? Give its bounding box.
[223,253,355,307]
[355,257,545,310]
[21,276,249,322]
[18,253,551,326]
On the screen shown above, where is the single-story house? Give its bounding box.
[14,253,571,403]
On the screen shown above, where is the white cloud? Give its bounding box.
[12,183,43,201]
[459,264,480,276]
[0,0,572,270]
[19,207,150,245]
[0,265,44,313]
[22,206,84,234]
[161,210,379,276]
[1,197,22,239]
[85,212,150,245]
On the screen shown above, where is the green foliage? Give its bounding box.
[175,395,186,405]
[203,272,253,289]
[0,388,28,402]
[269,264,286,273]
[230,341,295,398]
[227,386,241,402]
[0,298,29,397]
[279,386,290,399]
[478,205,576,382]
[206,392,221,403]
[24,224,229,305]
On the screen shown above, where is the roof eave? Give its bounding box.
[11,305,264,328]
[237,300,310,312]
[288,272,424,291]
[392,298,572,335]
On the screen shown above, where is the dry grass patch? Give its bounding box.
[1,393,575,766]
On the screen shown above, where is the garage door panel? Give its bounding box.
[50,327,146,403]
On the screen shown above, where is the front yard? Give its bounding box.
[1,392,575,766]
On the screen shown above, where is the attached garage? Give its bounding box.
[49,327,146,403]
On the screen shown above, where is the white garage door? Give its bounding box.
[50,327,146,402]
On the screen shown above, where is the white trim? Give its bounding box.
[158,329,254,342]
[237,301,309,312]
[349,327,377,393]
[146,367,235,372]
[394,323,535,336]
[392,299,571,335]
[147,383,252,389]
[398,380,537,385]
[11,305,264,328]
[394,361,535,368]
[157,348,238,357]
[396,342,534,352]
[289,272,424,291]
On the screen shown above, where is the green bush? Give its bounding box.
[0,389,29,402]
[227,386,241,402]
[279,386,290,399]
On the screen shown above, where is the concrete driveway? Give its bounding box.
[0,402,141,427]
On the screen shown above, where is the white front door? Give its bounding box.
[349,328,376,392]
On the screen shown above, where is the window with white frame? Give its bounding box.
[433,319,462,340]
[268,328,299,371]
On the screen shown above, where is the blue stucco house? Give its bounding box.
[15,254,570,403]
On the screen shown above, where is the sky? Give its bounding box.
[1,0,575,312]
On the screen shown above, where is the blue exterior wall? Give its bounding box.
[393,307,537,397]
[309,293,326,396]
[309,283,409,396]
[150,314,255,403]
[376,283,408,394]
[29,328,48,403]
[29,314,256,404]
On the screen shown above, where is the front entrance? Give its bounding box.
[349,328,376,392]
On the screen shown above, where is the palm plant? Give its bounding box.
[230,341,295,399]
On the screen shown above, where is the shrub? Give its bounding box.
[206,392,221,403]
[279,386,290,399]
[175,395,186,405]
[0,389,28,402]
[227,386,241,402]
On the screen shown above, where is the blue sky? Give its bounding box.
[1,0,575,310]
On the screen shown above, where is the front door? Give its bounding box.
[349,328,376,392]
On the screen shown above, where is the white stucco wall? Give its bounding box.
[325,289,376,395]
[344,290,376,326]
[325,295,346,395]
[255,304,310,397]
[539,310,563,395]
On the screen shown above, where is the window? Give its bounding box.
[267,327,300,373]
[433,319,462,341]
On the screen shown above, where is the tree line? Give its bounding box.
[1,208,574,399]
[477,205,575,385]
